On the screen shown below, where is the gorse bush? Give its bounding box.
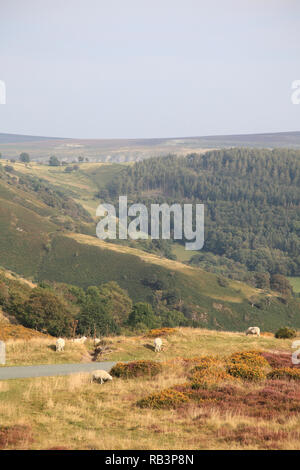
[145,328,177,338]
[137,388,188,409]
[110,360,163,379]
[228,351,269,368]
[267,368,300,381]
[188,356,222,371]
[188,356,236,389]
[189,368,236,390]
[226,363,266,382]
[136,350,300,412]
[275,327,297,339]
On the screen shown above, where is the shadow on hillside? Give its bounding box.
[48,345,56,352]
[143,343,155,352]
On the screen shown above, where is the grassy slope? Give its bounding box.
[2,337,93,366]
[1,327,300,450]
[172,242,195,262]
[12,161,126,216]
[1,327,292,367]
[0,197,55,277]
[100,327,293,362]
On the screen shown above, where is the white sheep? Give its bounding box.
[245,326,260,337]
[154,337,162,352]
[56,338,65,352]
[91,369,113,384]
[72,336,87,344]
[94,338,101,346]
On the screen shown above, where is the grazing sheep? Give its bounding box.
[72,336,87,344]
[94,338,101,346]
[56,338,65,352]
[246,327,260,337]
[154,337,162,352]
[92,370,113,384]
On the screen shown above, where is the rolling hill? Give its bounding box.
[1,130,300,162]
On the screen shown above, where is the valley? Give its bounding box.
[0,148,299,334]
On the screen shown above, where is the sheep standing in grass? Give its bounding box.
[246,327,260,337]
[72,336,87,344]
[92,370,113,384]
[154,337,162,352]
[56,338,65,352]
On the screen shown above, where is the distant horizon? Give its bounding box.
[1,128,300,142]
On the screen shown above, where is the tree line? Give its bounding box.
[0,275,188,337]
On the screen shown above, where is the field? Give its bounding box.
[6,161,124,217]
[1,328,300,450]
[171,243,195,262]
[0,327,292,367]
[288,277,300,294]
[1,338,93,367]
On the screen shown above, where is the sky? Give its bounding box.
[0,0,300,139]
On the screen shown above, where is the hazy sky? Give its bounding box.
[0,0,300,139]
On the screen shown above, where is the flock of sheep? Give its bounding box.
[54,327,260,385]
[55,335,164,354]
[54,335,163,384]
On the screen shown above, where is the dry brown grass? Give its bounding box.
[2,358,300,450]
[0,323,49,342]
[3,337,94,366]
[1,328,300,449]
[2,327,293,366]
[103,327,294,363]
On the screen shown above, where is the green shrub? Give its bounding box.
[110,360,162,379]
[127,303,160,330]
[275,327,297,339]
[217,276,229,287]
[17,288,73,337]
